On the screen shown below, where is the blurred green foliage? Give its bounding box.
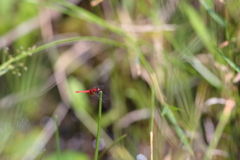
[0,0,239,159]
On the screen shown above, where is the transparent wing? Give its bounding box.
[101,93,109,101]
[91,85,104,90]
[90,92,109,102]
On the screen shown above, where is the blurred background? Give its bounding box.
[0,0,239,159]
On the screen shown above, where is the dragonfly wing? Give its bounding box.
[90,93,101,100]
[102,93,109,101]
[90,92,109,102]
[92,85,104,90]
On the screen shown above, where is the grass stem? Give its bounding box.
[94,91,103,160]
[150,86,155,160]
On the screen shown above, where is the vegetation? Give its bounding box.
[0,0,239,159]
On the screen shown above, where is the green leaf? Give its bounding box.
[199,0,226,27]
[216,49,240,72]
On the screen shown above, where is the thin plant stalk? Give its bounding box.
[99,134,127,159]
[94,91,103,160]
[150,86,155,160]
[203,99,235,160]
[54,115,61,160]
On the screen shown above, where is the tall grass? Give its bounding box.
[0,0,239,159]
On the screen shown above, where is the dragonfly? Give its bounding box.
[75,85,109,101]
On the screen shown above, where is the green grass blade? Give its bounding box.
[181,3,215,54]
[0,36,125,75]
[150,86,155,132]
[165,105,194,155]
[189,56,222,89]
[51,1,127,36]
[203,100,235,160]
[98,134,127,159]
[150,86,155,160]
[54,115,61,160]
[47,0,137,46]
[94,91,103,160]
[199,0,226,27]
[216,49,240,72]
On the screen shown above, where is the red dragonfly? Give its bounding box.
[75,85,109,101]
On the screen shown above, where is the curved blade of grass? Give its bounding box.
[189,56,222,89]
[216,49,240,72]
[54,115,61,160]
[49,1,128,37]
[165,105,194,155]
[98,134,127,160]
[199,0,226,27]
[0,36,125,75]
[47,0,137,45]
[180,3,215,54]
[29,0,135,45]
[94,91,103,160]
